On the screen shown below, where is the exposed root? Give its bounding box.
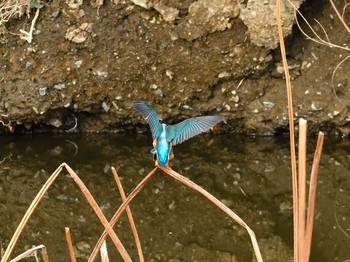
[19,8,40,43]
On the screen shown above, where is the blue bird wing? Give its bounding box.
[134,101,162,139]
[166,115,224,146]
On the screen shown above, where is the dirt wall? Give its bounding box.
[0,0,349,135]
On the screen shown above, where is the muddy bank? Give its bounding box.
[0,0,349,135]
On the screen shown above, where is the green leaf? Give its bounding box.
[30,0,44,9]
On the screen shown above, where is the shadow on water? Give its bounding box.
[0,134,349,261]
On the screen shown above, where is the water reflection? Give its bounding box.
[0,134,349,261]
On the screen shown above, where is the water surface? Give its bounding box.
[0,134,349,261]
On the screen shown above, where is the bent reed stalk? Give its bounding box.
[1,163,132,262]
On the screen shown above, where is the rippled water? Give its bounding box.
[0,134,349,261]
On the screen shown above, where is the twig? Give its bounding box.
[100,241,109,262]
[276,1,299,260]
[305,132,324,260]
[9,245,48,262]
[289,0,350,52]
[19,8,40,43]
[329,0,350,34]
[66,114,78,133]
[64,164,132,262]
[331,54,350,103]
[112,167,144,262]
[65,227,76,262]
[298,119,307,261]
[88,167,157,261]
[159,165,263,262]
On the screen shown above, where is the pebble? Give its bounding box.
[76,241,91,252]
[102,101,110,112]
[51,10,60,18]
[97,70,108,79]
[166,70,173,79]
[150,83,158,90]
[232,96,239,103]
[39,86,47,96]
[263,101,274,108]
[75,60,83,68]
[53,83,66,90]
[154,88,163,96]
[26,61,33,70]
[49,118,62,128]
[218,71,231,78]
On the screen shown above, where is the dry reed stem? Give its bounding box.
[329,0,350,34]
[9,244,48,262]
[298,119,307,262]
[65,227,76,262]
[88,167,157,262]
[276,1,299,260]
[111,167,144,262]
[159,165,263,262]
[100,241,109,262]
[305,132,324,260]
[63,164,131,262]
[0,0,29,24]
[1,163,131,262]
[289,0,350,52]
[1,164,64,262]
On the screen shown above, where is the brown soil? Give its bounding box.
[0,0,349,135]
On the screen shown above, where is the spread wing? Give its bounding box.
[166,115,224,146]
[134,101,162,139]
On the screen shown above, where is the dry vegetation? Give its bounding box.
[0,0,30,25]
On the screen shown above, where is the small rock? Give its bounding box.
[53,83,66,90]
[166,70,174,80]
[51,10,60,18]
[39,86,47,96]
[102,101,110,112]
[130,0,152,9]
[75,60,83,68]
[232,96,239,103]
[76,241,91,253]
[25,61,33,70]
[96,70,108,79]
[263,101,274,108]
[150,83,158,90]
[49,118,62,128]
[218,71,231,78]
[65,23,92,44]
[168,200,176,210]
[154,3,179,21]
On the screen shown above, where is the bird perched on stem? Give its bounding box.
[134,101,224,166]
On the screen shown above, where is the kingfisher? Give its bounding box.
[134,101,224,166]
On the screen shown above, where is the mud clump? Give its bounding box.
[0,0,349,135]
